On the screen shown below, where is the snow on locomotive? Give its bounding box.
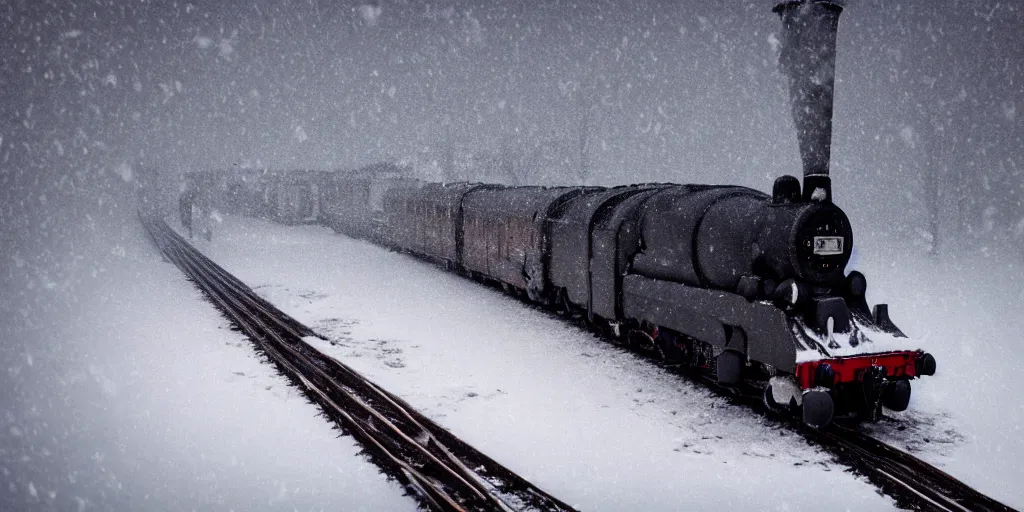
[347,172,935,429]
[198,0,935,428]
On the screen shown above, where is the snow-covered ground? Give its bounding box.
[4,210,1020,511]
[850,237,1024,507]
[200,215,905,511]
[0,220,415,511]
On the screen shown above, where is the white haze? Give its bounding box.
[1,0,1021,509]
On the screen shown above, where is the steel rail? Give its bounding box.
[701,378,1015,512]
[812,425,1014,512]
[149,212,1017,512]
[141,215,575,512]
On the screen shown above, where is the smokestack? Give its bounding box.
[774,0,843,202]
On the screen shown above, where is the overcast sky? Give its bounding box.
[1,0,1021,263]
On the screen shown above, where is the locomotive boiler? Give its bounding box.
[194,0,936,428]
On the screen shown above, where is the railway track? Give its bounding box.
[585,326,1016,512]
[449,261,1010,512]
[811,425,1015,512]
[144,212,1015,512]
[707,375,1015,511]
[140,214,575,512]
[318,208,1017,510]
[431,244,1003,512]
[631,345,1015,512]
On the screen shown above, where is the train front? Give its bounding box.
[757,180,936,427]
[767,0,935,427]
[625,0,936,428]
[627,171,936,427]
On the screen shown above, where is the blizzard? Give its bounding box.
[3,0,1022,510]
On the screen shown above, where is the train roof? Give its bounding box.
[337,162,412,180]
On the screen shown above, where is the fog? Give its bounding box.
[1,0,1021,509]
[3,0,1021,259]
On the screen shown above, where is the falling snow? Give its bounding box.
[2,1,1022,510]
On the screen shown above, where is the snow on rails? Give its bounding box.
[144,1,1017,510]
[176,0,938,430]
[140,215,574,512]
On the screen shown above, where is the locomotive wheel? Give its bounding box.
[607,320,637,347]
[716,350,744,386]
[763,385,785,413]
[626,329,661,358]
[764,378,800,416]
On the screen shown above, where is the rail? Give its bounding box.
[141,215,575,512]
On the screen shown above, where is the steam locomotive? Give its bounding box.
[195,0,935,428]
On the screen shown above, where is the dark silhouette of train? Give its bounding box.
[190,1,935,428]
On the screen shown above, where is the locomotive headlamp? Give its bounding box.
[813,236,844,256]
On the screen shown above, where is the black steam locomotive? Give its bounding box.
[197,0,935,428]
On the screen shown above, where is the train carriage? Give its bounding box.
[321,163,413,240]
[222,0,938,429]
[320,173,373,236]
[461,186,589,298]
[262,170,325,225]
[381,182,485,266]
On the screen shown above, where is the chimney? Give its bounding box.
[774,0,844,202]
